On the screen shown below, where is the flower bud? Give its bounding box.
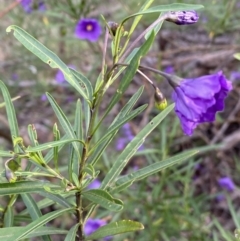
[5,167,17,183]
[166,10,199,25]
[154,87,167,110]
[108,21,124,36]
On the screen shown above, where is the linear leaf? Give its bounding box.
[0,227,67,241]
[26,138,84,152]
[102,32,154,120]
[46,93,80,159]
[119,0,154,56]
[93,104,147,149]
[101,104,174,189]
[70,68,93,101]
[0,80,19,149]
[82,189,123,211]
[3,206,13,227]
[0,181,61,196]
[86,220,144,240]
[10,208,74,241]
[0,150,14,157]
[6,26,91,104]
[124,3,204,21]
[21,193,52,241]
[20,193,72,216]
[64,223,79,241]
[88,86,144,165]
[112,149,198,193]
[69,99,83,181]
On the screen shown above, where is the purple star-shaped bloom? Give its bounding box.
[75,18,102,42]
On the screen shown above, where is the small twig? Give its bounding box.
[0,0,22,19]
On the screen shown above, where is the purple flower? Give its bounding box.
[11,73,19,80]
[115,137,127,151]
[87,179,101,189]
[55,69,65,83]
[84,218,106,236]
[218,177,235,192]
[40,94,47,101]
[164,65,174,74]
[55,65,75,84]
[75,18,101,42]
[171,71,232,135]
[230,71,240,82]
[21,0,46,13]
[166,10,199,25]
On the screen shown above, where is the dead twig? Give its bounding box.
[0,0,22,19]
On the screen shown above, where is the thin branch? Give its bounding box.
[0,0,22,19]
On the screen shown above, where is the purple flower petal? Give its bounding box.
[171,71,232,135]
[21,0,46,13]
[87,179,101,189]
[75,18,101,42]
[55,69,65,83]
[84,219,106,236]
[40,94,47,101]
[164,65,174,74]
[218,177,235,192]
[166,10,199,25]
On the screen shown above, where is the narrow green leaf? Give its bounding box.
[0,80,19,149]
[26,227,68,238]
[119,0,155,56]
[112,149,198,193]
[0,181,61,196]
[46,93,80,159]
[11,208,74,241]
[20,192,72,215]
[83,99,91,135]
[53,123,60,172]
[103,32,155,120]
[145,12,164,39]
[70,68,93,101]
[88,86,144,165]
[64,223,79,241]
[3,206,13,227]
[6,26,91,104]
[86,220,144,240]
[26,138,84,152]
[0,227,67,241]
[101,104,174,190]
[69,99,83,181]
[124,3,204,21]
[82,189,123,211]
[93,104,147,149]
[21,193,52,241]
[21,193,42,219]
[0,150,14,157]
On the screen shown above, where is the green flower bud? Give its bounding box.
[154,87,167,110]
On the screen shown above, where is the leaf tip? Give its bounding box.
[6,25,15,33]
